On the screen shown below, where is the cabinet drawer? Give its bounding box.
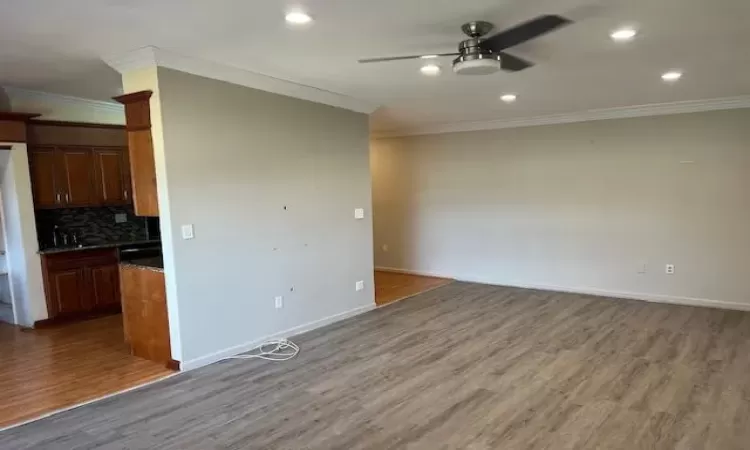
[43,249,119,271]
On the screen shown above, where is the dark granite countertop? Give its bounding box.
[38,239,162,255]
[120,256,164,272]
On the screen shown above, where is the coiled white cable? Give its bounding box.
[222,339,299,362]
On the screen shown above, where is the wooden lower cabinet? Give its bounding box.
[41,249,121,320]
[47,268,88,315]
[120,266,171,364]
[90,264,121,309]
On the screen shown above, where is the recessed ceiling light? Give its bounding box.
[285,11,312,25]
[661,70,682,82]
[420,55,438,59]
[420,64,441,76]
[610,27,637,42]
[500,94,517,103]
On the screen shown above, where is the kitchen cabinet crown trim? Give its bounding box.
[30,120,125,130]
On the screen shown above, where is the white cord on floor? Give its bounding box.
[222,339,300,362]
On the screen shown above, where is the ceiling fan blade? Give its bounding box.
[480,15,572,52]
[499,52,533,72]
[358,53,459,63]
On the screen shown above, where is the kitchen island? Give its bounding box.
[120,257,174,367]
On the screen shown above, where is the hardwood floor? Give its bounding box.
[374,270,452,305]
[3,282,750,448]
[0,315,173,429]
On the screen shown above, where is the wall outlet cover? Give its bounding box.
[275,296,283,309]
[355,280,365,291]
[354,208,365,219]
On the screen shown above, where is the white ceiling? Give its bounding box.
[1,0,749,133]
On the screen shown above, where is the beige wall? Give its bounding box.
[147,68,374,368]
[371,109,750,309]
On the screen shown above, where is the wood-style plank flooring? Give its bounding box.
[374,270,453,305]
[0,315,173,429]
[3,282,750,448]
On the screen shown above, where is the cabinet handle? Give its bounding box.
[65,193,70,203]
[124,190,129,200]
[55,193,61,204]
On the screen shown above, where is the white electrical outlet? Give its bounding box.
[275,296,283,309]
[181,224,194,240]
[354,208,365,219]
[355,280,364,291]
[665,264,675,275]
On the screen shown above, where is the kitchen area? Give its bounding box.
[24,91,174,368]
[0,100,176,428]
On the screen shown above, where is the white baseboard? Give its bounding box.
[181,303,376,371]
[375,266,750,312]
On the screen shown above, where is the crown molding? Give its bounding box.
[2,86,124,115]
[373,96,750,138]
[103,46,378,115]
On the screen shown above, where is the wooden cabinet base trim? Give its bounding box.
[33,307,122,329]
[166,359,181,371]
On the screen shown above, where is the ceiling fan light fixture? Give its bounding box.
[420,64,442,76]
[453,57,502,75]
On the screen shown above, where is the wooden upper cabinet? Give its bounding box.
[114,91,159,217]
[93,147,129,205]
[28,147,60,208]
[127,131,159,216]
[121,146,133,203]
[26,121,132,210]
[28,145,133,209]
[57,147,96,207]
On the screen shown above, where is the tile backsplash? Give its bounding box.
[35,206,151,249]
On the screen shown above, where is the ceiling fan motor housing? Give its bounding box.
[453,37,502,75]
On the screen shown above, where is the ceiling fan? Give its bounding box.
[358,15,573,75]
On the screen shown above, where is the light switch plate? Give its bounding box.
[181,224,195,240]
[114,213,127,224]
[355,280,364,291]
[354,208,365,219]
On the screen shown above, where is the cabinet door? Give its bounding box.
[128,131,159,216]
[47,268,88,316]
[120,147,133,204]
[57,147,96,207]
[92,148,127,205]
[28,147,60,208]
[90,264,121,310]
